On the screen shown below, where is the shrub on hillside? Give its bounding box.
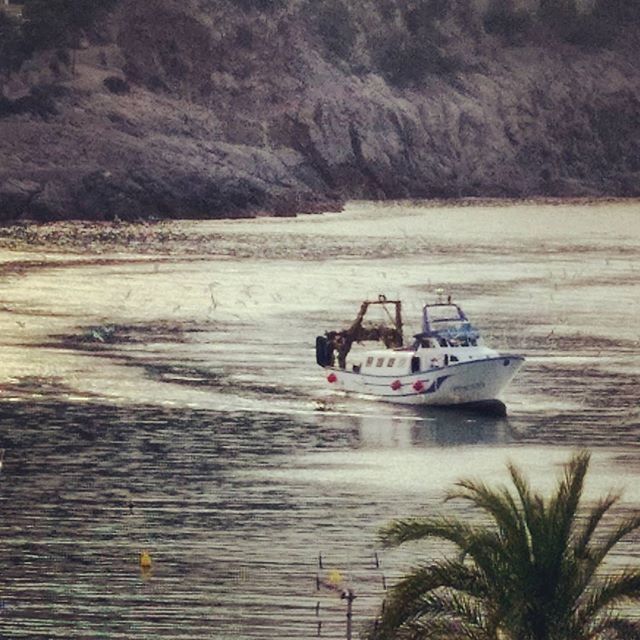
[537,0,616,47]
[563,13,616,48]
[0,11,29,75]
[371,0,459,87]
[374,37,460,87]
[234,0,286,11]
[593,0,640,24]
[235,25,254,49]
[103,76,131,95]
[538,0,578,26]
[23,0,74,49]
[403,0,449,35]
[377,0,398,22]
[483,3,532,43]
[305,0,357,61]
[537,0,622,48]
[22,0,117,50]
[0,84,68,119]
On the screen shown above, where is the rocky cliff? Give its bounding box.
[1,0,639,221]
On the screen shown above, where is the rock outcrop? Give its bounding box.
[1,0,639,221]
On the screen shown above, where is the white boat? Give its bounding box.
[316,293,524,406]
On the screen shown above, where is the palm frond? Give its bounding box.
[383,614,488,640]
[589,617,640,640]
[548,450,590,552]
[448,479,534,581]
[507,459,546,554]
[379,514,512,592]
[530,451,591,611]
[592,514,640,564]
[575,571,640,631]
[448,480,528,543]
[574,493,621,559]
[560,493,623,611]
[404,590,491,640]
[370,561,488,639]
[380,516,485,550]
[550,450,590,529]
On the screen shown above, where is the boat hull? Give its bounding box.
[325,356,525,406]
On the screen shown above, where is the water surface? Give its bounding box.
[0,200,639,638]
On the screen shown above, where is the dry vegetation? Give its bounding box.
[1,0,639,221]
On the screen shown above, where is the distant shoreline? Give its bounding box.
[347,195,640,209]
[0,197,637,259]
[0,196,640,238]
[0,195,638,232]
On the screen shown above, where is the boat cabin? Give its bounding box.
[413,302,482,348]
[359,351,414,375]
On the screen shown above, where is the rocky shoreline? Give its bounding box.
[1,0,639,222]
[0,196,634,257]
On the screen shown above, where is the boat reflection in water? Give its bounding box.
[340,402,513,450]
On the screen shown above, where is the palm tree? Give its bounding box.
[371,451,640,640]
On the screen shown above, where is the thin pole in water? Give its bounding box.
[342,589,356,640]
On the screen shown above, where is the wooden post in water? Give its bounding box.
[342,589,356,640]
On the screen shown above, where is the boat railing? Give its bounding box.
[414,321,481,348]
[422,302,469,334]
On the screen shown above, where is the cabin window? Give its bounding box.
[387,358,396,367]
[376,358,384,367]
[397,357,406,367]
[450,355,459,363]
[444,354,449,366]
[366,357,374,367]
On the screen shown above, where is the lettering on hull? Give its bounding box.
[451,381,486,392]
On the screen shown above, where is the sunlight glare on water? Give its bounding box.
[0,199,639,638]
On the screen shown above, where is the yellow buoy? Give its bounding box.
[328,569,343,586]
[139,550,152,570]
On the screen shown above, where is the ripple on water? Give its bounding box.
[1,201,639,638]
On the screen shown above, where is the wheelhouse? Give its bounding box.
[413,302,482,349]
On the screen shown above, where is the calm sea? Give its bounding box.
[0,200,638,638]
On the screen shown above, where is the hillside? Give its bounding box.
[0,0,639,221]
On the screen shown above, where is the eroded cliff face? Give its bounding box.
[0,0,639,221]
